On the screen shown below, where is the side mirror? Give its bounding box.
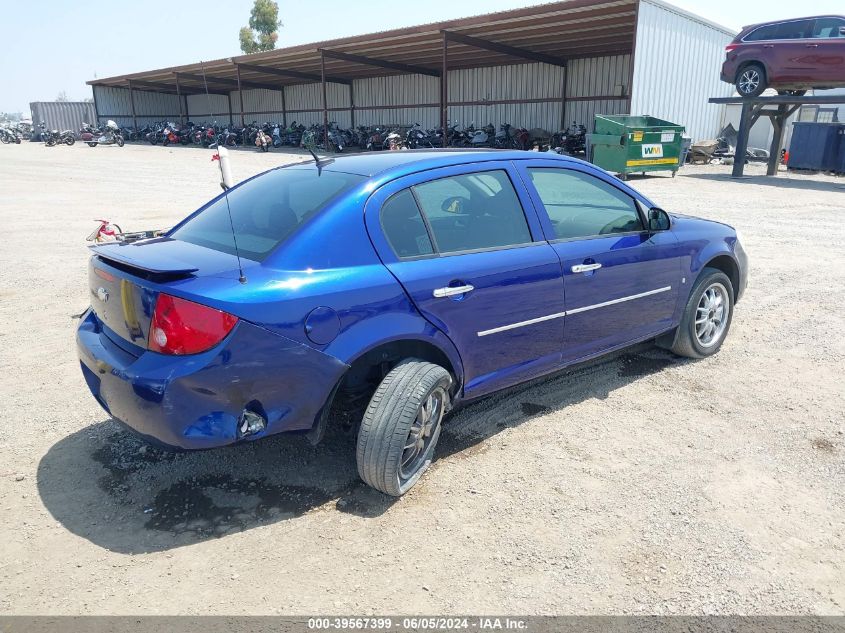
[648,207,671,232]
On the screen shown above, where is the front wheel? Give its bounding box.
[356,360,452,497]
[87,142,97,148]
[116,135,125,147]
[64,136,75,145]
[736,63,767,98]
[669,267,734,359]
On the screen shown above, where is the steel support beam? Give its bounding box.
[281,85,287,128]
[320,49,440,77]
[126,80,138,131]
[236,62,350,85]
[349,82,355,129]
[441,30,567,67]
[321,51,329,151]
[176,71,278,92]
[235,67,245,127]
[175,74,184,125]
[441,32,448,147]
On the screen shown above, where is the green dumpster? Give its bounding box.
[590,115,685,180]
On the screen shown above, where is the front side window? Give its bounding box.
[170,168,365,261]
[411,170,532,254]
[812,17,845,38]
[527,168,644,240]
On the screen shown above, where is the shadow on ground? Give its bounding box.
[681,171,845,193]
[38,345,682,553]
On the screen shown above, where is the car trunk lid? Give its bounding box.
[88,238,253,352]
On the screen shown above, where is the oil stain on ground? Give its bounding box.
[144,475,335,537]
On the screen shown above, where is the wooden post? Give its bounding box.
[175,74,184,126]
[732,100,753,177]
[127,80,138,131]
[236,65,245,127]
[321,50,329,151]
[441,32,448,147]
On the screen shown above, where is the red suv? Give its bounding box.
[721,15,845,97]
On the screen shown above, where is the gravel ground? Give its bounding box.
[0,142,843,615]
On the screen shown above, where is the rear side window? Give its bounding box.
[812,18,845,38]
[380,190,434,258]
[411,170,532,254]
[746,20,812,40]
[527,168,643,240]
[169,168,365,261]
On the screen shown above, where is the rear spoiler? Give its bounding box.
[90,241,199,276]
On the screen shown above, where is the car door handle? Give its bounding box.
[763,44,774,48]
[571,263,602,273]
[806,43,819,48]
[433,284,474,298]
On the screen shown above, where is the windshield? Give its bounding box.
[169,167,366,262]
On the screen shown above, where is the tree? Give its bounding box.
[239,0,281,54]
[56,91,69,102]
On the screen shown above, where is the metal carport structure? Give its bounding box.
[88,0,735,143]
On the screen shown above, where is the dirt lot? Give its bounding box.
[0,142,843,615]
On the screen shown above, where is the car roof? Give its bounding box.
[312,148,584,179]
[740,14,845,31]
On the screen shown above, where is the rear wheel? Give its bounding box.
[356,359,452,496]
[736,63,767,98]
[669,267,734,359]
[64,136,75,145]
[87,142,97,148]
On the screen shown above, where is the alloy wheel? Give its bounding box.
[695,282,730,348]
[399,387,446,482]
[738,69,760,95]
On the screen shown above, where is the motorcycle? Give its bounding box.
[0,127,21,144]
[469,123,495,147]
[86,120,124,147]
[552,121,587,155]
[40,122,75,146]
[254,127,271,152]
[162,123,190,146]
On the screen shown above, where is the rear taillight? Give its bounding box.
[725,43,739,52]
[149,293,238,355]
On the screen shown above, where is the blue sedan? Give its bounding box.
[77,150,748,496]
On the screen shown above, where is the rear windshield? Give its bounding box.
[169,167,365,261]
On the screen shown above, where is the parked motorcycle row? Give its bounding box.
[111,119,590,155]
[4,117,589,155]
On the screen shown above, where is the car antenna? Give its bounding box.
[306,144,333,174]
[201,60,246,284]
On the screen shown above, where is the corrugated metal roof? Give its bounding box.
[88,0,637,93]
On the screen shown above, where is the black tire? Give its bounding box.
[669,267,734,359]
[116,136,124,147]
[64,136,75,145]
[356,359,452,496]
[736,63,767,98]
[45,138,56,147]
[87,142,97,148]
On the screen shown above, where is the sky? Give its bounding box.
[1,0,842,113]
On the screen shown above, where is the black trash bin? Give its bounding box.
[788,122,843,171]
